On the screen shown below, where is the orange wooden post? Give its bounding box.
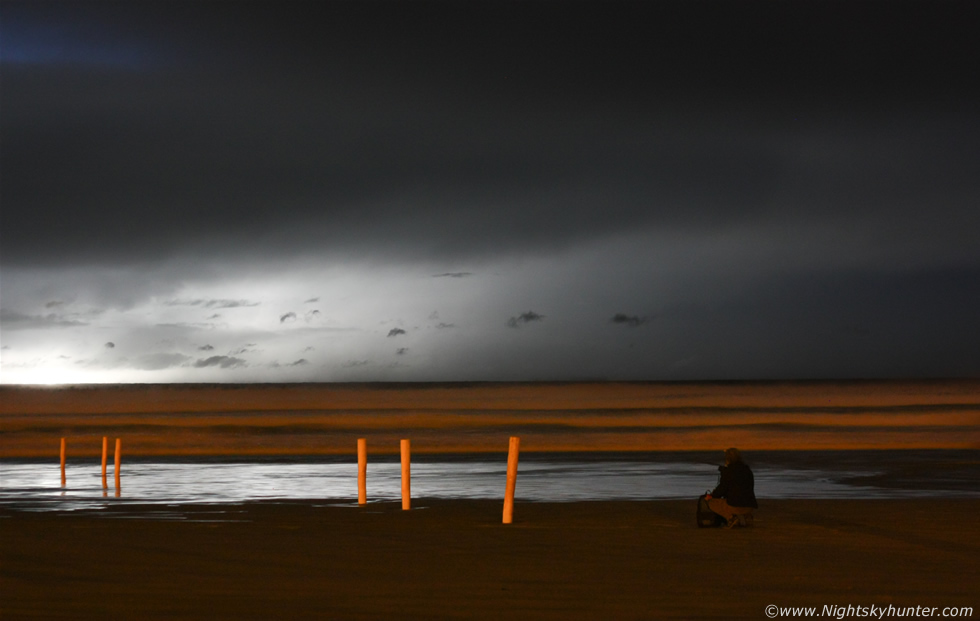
[114,438,122,493]
[101,437,109,489]
[502,436,520,524]
[60,438,66,488]
[400,439,411,510]
[357,438,367,505]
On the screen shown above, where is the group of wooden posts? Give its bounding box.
[59,435,523,523]
[60,436,122,497]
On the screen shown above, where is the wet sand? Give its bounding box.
[2,499,977,619]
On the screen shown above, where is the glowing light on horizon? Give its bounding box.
[1,366,107,386]
[0,362,195,386]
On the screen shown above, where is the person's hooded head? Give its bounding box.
[724,447,742,466]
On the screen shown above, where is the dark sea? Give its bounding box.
[1,450,976,516]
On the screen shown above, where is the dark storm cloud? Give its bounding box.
[654,267,980,379]
[611,314,647,327]
[2,1,979,383]
[3,1,978,268]
[193,355,247,369]
[387,328,406,338]
[506,311,544,328]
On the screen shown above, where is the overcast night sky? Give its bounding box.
[1,1,978,384]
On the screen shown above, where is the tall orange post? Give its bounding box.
[114,438,122,493]
[400,439,411,510]
[101,437,109,489]
[503,436,520,524]
[357,438,367,505]
[60,438,66,488]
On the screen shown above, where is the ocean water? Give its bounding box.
[1,451,976,515]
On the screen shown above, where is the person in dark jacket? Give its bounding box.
[706,447,758,528]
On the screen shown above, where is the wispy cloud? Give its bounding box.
[610,313,647,327]
[156,322,217,330]
[0,309,88,330]
[304,297,320,304]
[506,311,544,328]
[433,272,473,278]
[166,299,260,309]
[193,355,247,369]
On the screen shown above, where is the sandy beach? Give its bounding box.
[2,498,977,620]
[3,381,977,618]
[2,380,978,456]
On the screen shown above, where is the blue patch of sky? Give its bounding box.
[0,14,162,70]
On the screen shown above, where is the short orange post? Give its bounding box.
[400,439,411,510]
[114,438,122,493]
[101,437,108,489]
[502,436,520,524]
[60,438,66,487]
[357,438,367,505]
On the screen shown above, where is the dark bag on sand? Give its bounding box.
[697,494,725,528]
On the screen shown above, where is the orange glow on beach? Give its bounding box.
[1,381,977,457]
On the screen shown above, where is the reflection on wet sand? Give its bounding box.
[2,450,977,517]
